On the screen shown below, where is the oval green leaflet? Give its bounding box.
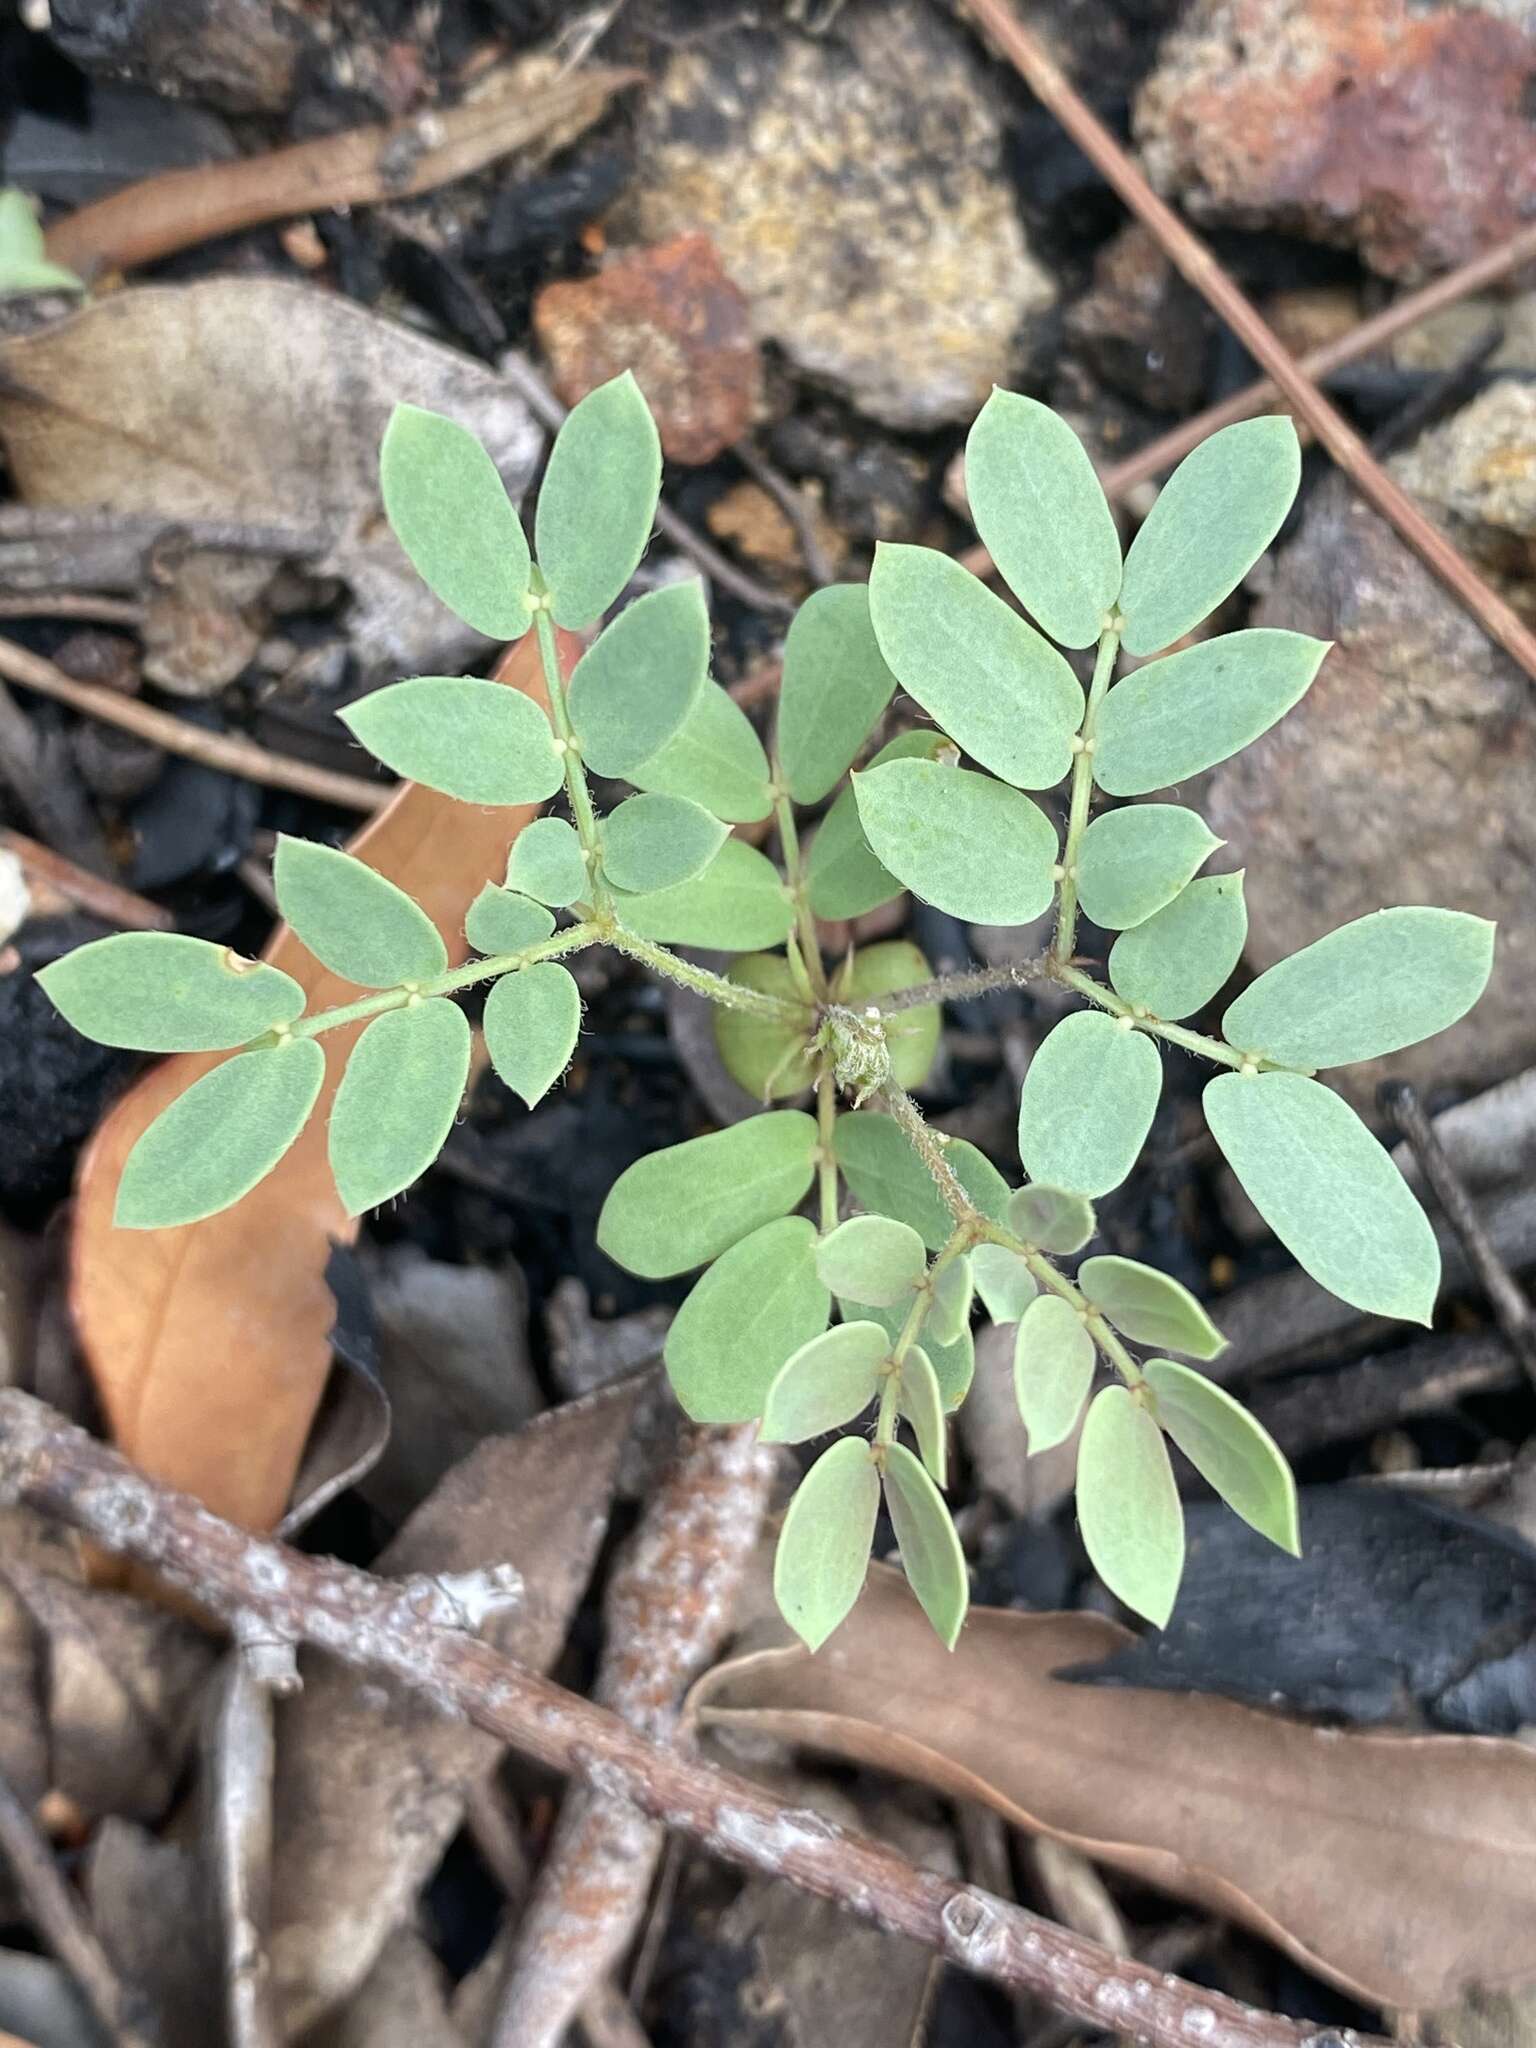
[597,1109,819,1279]
[666,1216,829,1424]
[504,817,589,909]
[273,836,447,989]
[613,836,794,952]
[628,682,772,823]
[971,1243,1038,1324]
[1076,1384,1185,1627]
[774,1437,880,1653]
[853,759,1057,927]
[1076,805,1223,932]
[338,677,562,806]
[379,403,532,641]
[832,940,940,1092]
[849,1298,976,1412]
[329,998,470,1215]
[1018,1013,1162,1198]
[927,1255,974,1347]
[897,1346,947,1486]
[833,1110,1009,1251]
[805,730,953,922]
[1221,907,1496,1070]
[964,388,1122,650]
[868,543,1083,789]
[1144,1359,1300,1556]
[1117,415,1301,657]
[567,580,710,778]
[777,582,899,804]
[815,1214,927,1305]
[600,792,727,895]
[760,1320,887,1442]
[1093,631,1329,796]
[464,885,555,956]
[38,932,305,1054]
[483,963,581,1108]
[534,371,662,629]
[1108,872,1247,1022]
[1204,1071,1439,1323]
[881,1442,967,1651]
[1012,1293,1095,1453]
[713,955,815,1101]
[1077,1255,1226,1361]
[1005,1183,1096,1255]
[114,1038,325,1229]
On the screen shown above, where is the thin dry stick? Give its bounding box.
[957,0,1536,686]
[0,594,146,625]
[0,1390,1372,2048]
[1,828,173,932]
[491,1425,775,2048]
[0,637,386,812]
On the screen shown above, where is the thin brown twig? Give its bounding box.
[0,1389,1373,2048]
[0,594,146,625]
[733,439,838,588]
[0,636,386,812]
[0,828,173,932]
[956,0,1536,685]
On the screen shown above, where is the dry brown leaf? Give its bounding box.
[65,626,579,1532]
[694,1564,1536,2011]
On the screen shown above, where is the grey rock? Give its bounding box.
[1389,378,1536,606]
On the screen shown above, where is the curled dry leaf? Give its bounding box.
[692,1563,1536,2010]
[65,626,578,1535]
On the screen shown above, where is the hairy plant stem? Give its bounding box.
[815,1068,840,1232]
[602,924,802,1022]
[1047,959,1307,1076]
[1052,624,1120,965]
[876,958,1046,1014]
[774,786,831,1002]
[874,1228,971,1456]
[288,923,604,1040]
[532,601,611,913]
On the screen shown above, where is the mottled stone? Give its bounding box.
[630,3,1055,428]
[1390,379,1536,605]
[1136,0,1536,281]
[1066,223,1209,414]
[534,234,762,465]
[1203,475,1536,1099]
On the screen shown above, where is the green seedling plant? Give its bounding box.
[40,376,1495,1651]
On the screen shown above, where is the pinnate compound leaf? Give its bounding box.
[1005,1183,1096,1255]
[1144,1359,1300,1555]
[1076,805,1222,932]
[1076,1385,1185,1627]
[853,760,1057,926]
[483,963,580,1107]
[40,932,304,1053]
[778,582,899,803]
[380,403,532,640]
[614,836,793,952]
[965,388,1121,649]
[567,580,709,777]
[601,792,726,895]
[1018,1014,1161,1198]
[1094,631,1328,795]
[628,682,772,822]
[927,1255,974,1347]
[115,1039,324,1228]
[806,730,952,921]
[1117,415,1301,656]
[898,1346,947,1485]
[834,1111,1009,1251]
[1222,907,1496,1070]
[597,1109,818,1278]
[868,544,1083,788]
[971,1243,1038,1324]
[713,955,814,1100]
[882,1442,967,1649]
[816,1215,928,1305]
[328,997,470,1215]
[273,836,447,988]
[1204,1072,1439,1323]
[535,370,661,629]
[465,885,554,956]
[1012,1293,1095,1452]
[774,1438,880,1652]
[339,677,561,805]
[666,1216,830,1423]
[1109,872,1246,1022]
[1078,1256,1226,1361]
[504,817,588,908]
[834,940,940,1090]
[850,1298,975,1412]
[760,1321,887,1442]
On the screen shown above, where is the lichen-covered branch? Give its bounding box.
[0,1391,1378,2048]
